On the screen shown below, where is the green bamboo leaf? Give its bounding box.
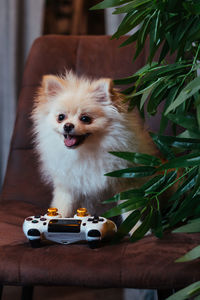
[154,135,200,150]
[183,2,200,14]
[109,152,161,166]
[188,24,200,42]
[186,17,200,42]
[114,74,138,85]
[148,32,163,63]
[128,95,141,111]
[113,0,151,14]
[112,10,146,38]
[114,62,157,86]
[161,171,177,187]
[147,82,168,115]
[130,206,153,242]
[103,188,144,203]
[154,10,160,42]
[166,281,200,300]
[176,245,200,262]
[119,189,145,200]
[105,166,156,178]
[178,130,200,139]
[170,195,199,226]
[173,220,200,233]
[150,132,175,160]
[167,170,198,214]
[159,40,170,63]
[132,12,155,60]
[141,175,166,193]
[139,15,153,46]
[195,94,200,128]
[102,197,146,218]
[172,18,194,54]
[90,0,132,10]
[143,171,176,198]
[160,85,180,134]
[166,31,174,51]
[128,78,163,97]
[149,16,157,62]
[158,152,200,170]
[103,193,121,203]
[167,113,199,132]
[119,31,139,48]
[144,62,191,81]
[115,210,141,239]
[140,88,151,110]
[165,77,200,115]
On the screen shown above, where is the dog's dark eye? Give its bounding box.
[80,115,92,124]
[58,114,66,122]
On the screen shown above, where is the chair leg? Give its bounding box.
[21,286,34,300]
[0,285,3,300]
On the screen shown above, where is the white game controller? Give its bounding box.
[23,208,117,248]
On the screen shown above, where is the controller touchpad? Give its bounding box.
[48,219,81,233]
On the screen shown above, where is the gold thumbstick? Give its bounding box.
[47,207,58,216]
[77,208,88,217]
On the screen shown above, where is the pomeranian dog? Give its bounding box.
[32,71,157,218]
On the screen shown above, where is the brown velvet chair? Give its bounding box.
[1,35,200,300]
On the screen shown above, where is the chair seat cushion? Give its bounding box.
[0,200,200,289]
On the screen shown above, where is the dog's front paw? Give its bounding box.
[51,188,74,217]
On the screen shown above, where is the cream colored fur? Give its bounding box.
[32,71,157,218]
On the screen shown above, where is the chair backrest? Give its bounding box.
[0,35,151,208]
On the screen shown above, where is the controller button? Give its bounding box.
[88,218,93,221]
[34,215,41,218]
[99,218,104,222]
[82,223,86,226]
[40,218,47,221]
[92,220,98,224]
[26,217,33,221]
[27,229,40,236]
[32,220,39,224]
[43,222,47,225]
[88,230,101,237]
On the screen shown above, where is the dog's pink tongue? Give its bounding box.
[64,136,77,147]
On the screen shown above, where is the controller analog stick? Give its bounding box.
[76,208,88,217]
[47,207,59,216]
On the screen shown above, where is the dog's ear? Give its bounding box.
[92,78,113,104]
[42,75,64,98]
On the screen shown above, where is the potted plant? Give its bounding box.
[91,1,200,299]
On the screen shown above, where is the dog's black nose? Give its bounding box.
[64,123,75,133]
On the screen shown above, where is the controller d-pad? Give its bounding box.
[87,218,93,222]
